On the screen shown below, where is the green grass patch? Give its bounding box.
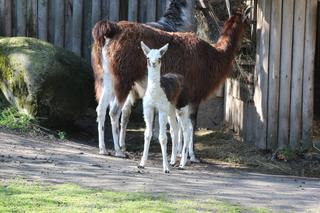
[0,106,32,131]
[0,180,269,213]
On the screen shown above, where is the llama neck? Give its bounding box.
[215,19,244,57]
[147,66,161,90]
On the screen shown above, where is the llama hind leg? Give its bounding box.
[177,106,193,169]
[139,106,154,169]
[109,98,126,158]
[189,104,200,163]
[119,92,136,151]
[167,114,178,166]
[96,90,112,155]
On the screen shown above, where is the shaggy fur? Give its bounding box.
[91,0,196,102]
[92,10,246,105]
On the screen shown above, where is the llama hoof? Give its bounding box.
[138,165,145,169]
[164,170,170,174]
[99,149,108,155]
[190,156,200,163]
[115,151,126,158]
[178,165,185,170]
[120,146,126,152]
[169,162,176,167]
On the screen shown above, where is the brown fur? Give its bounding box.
[92,11,246,105]
[160,73,185,107]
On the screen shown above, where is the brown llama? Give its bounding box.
[92,7,251,161]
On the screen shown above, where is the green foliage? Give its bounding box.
[277,148,297,162]
[0,180,269,213]
[0,106,32,131]
[57,131,66,140]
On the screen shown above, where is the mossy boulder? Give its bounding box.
[0,37,94,126]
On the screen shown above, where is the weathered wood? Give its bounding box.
[82,0,92,61]
[289,0,307,149]
[0,0,12,36]
[26,0,37,37]
[54,0,65,47]
[128,0,138,21]
[101,0,109,20]
[48,0,55,43]
[302,0,318,149]
[64,0,73,51]
[253,0,271,149]
[38,0,48,41]
[72,0,83,55]
[109,0,120,21]
[157,0,166,20]
[92,0,102,25]
[16,0,27,36]
[146,0,156,22]
[278,0,294,148]
[139,0,147,22]
[267,0,282,150]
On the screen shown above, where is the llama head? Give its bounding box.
[141,41,169,68]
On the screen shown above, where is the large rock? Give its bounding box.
[0,37,93,126]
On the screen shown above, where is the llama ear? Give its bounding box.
[141,41,150,56]
[159,43,169,57]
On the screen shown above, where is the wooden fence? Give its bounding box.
[225,0,318,150]
[0,0,169,61]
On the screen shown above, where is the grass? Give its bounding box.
[0,180,269,213]
[0,106,32,131]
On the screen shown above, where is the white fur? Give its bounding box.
[97,39,125,157]
[139,42,193,172]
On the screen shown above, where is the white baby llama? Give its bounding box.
[138,41,193,173]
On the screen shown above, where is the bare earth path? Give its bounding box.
[0,131,319,212]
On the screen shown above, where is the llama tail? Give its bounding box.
[92,20,120,47]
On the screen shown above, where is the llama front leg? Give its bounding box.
[139,106,154,169]
[96,90,112,155]
[109,98,126,158]
[158,112,170,173]
[167,114,178,166]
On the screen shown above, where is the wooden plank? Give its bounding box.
[267,0,282,150]
[64,0,73,50]
[16,0,27,36]
[157,0,166,20]
[0,0,12,36]
[109,0,120,21]
[82,0,92,61]
[38,0,48,41]
[92,0,102,25]
[128,0,138,21]
[54,0,65,47]
[72,0,83,55]
[302,0,318,149]
[278,0,294,148]
[146,0,156,22]
[289,0,307,149]
[224,79,231,123]
[101,0,109,20]
[139,0,147,22]
[26,0,37,37]
[47,0,55,43]
[252,0,271,149]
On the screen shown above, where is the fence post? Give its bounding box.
[72,0,83,55]
[109,0,119,21]
[128,0,138,21]
[16,0,27,36]
[38,0,48,41]
[54,0,65,47]
[302,0,318,149]
[289,0,307,149]
[278,0,294,148]
[146,0,156,22]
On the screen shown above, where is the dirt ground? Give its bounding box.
[1,120,320,212]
